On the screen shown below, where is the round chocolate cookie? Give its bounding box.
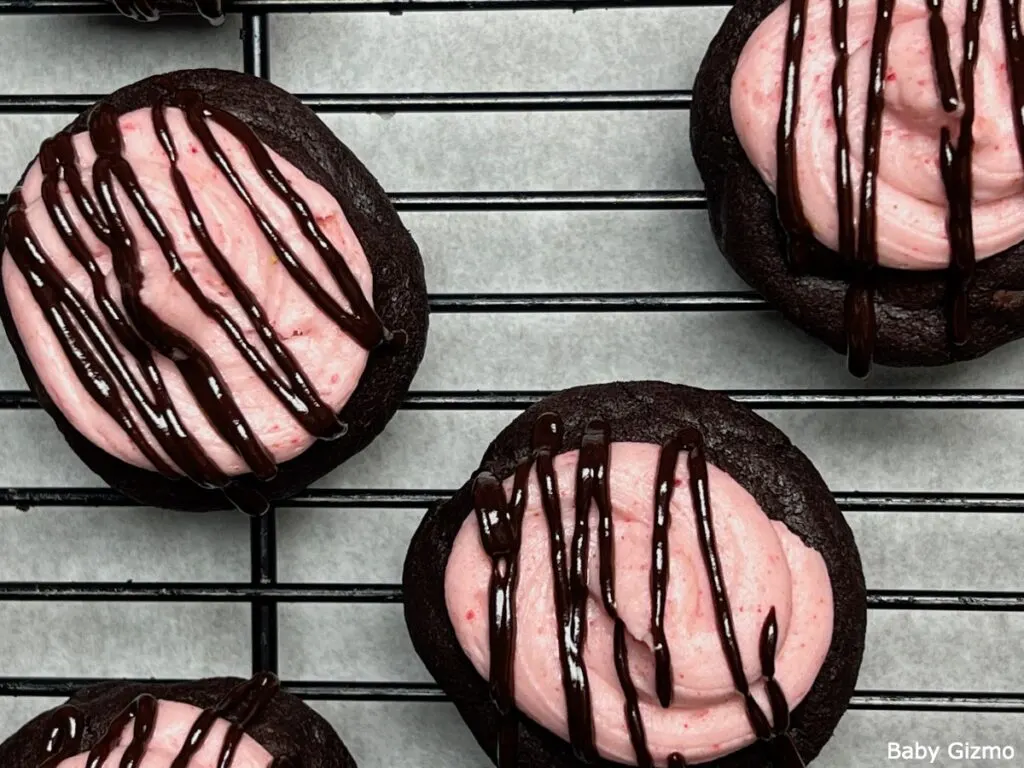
[691,0,1024,372]
[0,674,355,767]
[0,68,428,515]
[106,0,226,24]
[404,381,866,768]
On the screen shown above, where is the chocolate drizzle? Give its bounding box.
[943,0,984,346]
[3,84,390,515]
[846,0,894,376]
[38,706,83,768]
[775,0,813,271]
[34,674,281,767]
[534,414,598,762]
[776,0,1010,374]
[927,0,961,111]
[82,692,158,767]
[472,459,531,768]
[649,438,677,712]
[472,415,804,768]
[108,0,225,25]
[829,0,855,276]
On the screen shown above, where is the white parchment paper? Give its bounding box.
[0,7,1023,767]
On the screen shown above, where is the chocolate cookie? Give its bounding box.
[691,0,1024,374]
[106,0,225,24]
[0,674,355,767]
[0,68,428,515]
[404,381,866,768]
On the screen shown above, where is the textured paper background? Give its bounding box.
[0,7,1023,768]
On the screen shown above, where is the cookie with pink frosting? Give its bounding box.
[693,0,1024,373]
[0,68,428,515]
[104,0,225,24]
[403,381,866,768]
[0,674,355,768]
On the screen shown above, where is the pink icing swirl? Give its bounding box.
[445,442,833,766]
[1,106,373,476]
[731,0,1024,269]
[51,699,272,768]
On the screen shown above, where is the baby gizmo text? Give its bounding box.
[888,742,1016,763]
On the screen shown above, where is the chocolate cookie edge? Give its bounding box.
[690,0,1024,367]
[0,67,429,511]
[0,676,357,767]
[403,380,867,768]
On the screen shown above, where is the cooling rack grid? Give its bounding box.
[0,2,1022,765]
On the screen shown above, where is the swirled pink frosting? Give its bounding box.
[52,699,272,768]
[731,0,1024,269]
[445,442,833,766]
[1,106,373,476]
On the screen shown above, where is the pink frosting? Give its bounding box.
[52,699,272,768]
[445,442,833,766]
[1,106,373,476]
[731,0,1024,269]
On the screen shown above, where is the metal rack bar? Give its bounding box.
[0,190,705,211]
[0,91,693,113]
[398,389,1024,408]
[0,582,1021,611]
[0,190,704,212]
[0,677,1020,712]
[250,511,279,674]
[240,10,280,678]
[1,487,1022,512]
[389,191,707,210]
[425,292,764,311]
[8,389,1024,410]
[0,0,733,14]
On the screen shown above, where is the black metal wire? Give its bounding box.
[427,291,763,311]
[389,191,706,210]
[0,582,1021,611]
[0,92,693,113]
[9,389,1024,410]
[0,0,734,14]
[2,487,1024,511]
[250,510,279,674]
[0,677,1020,712]
[0,0,1020,736]
[238,11,280,677]
[0,191,706,212]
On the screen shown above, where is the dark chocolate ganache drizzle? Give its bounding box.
[108,0,225,25]
[34,673,291,768]
[471,415,806,768]
[774,0,1009,375]
[3,84,391,515]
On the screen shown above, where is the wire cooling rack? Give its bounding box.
[0,3,1022,766]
